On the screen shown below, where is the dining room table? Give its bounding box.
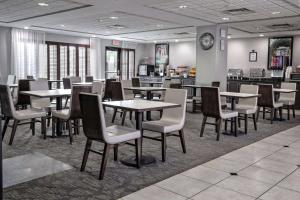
[20,89,71,136]
[123,87,167,120]
[103,99,180,166]
[140,81,163,87]
[220,91,261,135]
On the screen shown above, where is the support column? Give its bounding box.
[196,25,228,90]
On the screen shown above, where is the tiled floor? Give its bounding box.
[3,152,72,188]
[120,125,300,200]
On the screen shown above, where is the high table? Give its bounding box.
[220,92,260,135]
[123,87,167,120]
[103,99,180,166]
[20,89,71,136]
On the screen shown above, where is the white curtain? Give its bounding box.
[90,37,102,79]
[11,28,47,79]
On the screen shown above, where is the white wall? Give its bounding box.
[46,33,90,45]
[228,36,300,76]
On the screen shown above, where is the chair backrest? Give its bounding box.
[29,80,51,108]
[17,79,32,107]
[92,81,104,95]
[63,78,71,89]
[69,85,92,119]
[201,87,221,118]
[162,78,171,88]
[27,75,34,80]
[70,76,82,85]
[79,93,106,142]
[239,84,259,107]
[169,83,182,89]
[85,76,94,82]
[279,82,296,103]
[103,79,116,100]
[7,75,16,85]
[211,81,220,87]
[132,77,140,87]
[121,80,134,100]
[110,81,124,101]
[162,89,187,129]
[0,85,15,118]
[258,84,274,107]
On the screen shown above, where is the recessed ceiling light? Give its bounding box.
[110,16,119,20]
[60,24,65,27]
[92,35,96,38]
[272,11,281,15]
[227,36,232,39]
[24,26,29,29]
[156,24,163,28]
[259,34,265,37]
[175,39,179,42]
[179,5,188,9]
[38,2,49,7]
[154,41,157,43]
[222,17,230,21]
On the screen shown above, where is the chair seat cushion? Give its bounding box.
[142,119,182,133]
[105,125,141,144]
[274,102,283,108]
[278,100,295,106]
[52,109,70,120]
[14,109,47,120]
[235,105,257,114]
[221,110,238,119]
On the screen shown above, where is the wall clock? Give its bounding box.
[199,32,214,50]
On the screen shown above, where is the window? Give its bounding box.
[46,41,90,81]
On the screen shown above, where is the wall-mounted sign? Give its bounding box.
[112,40,121,46]
[249,50,257,62]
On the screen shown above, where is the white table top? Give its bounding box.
[273,88,297,93]
[220,92,260,98]
[103,99,180,112]
[124,87,167,91]
[72,82,93,86]
[20,89,71,98]
[8,84,18,88]
[182,84,209,88]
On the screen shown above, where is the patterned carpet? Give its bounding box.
[3,106,300,200]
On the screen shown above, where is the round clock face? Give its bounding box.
[199,33,214,50]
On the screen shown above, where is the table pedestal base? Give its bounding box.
[121,155,156,167]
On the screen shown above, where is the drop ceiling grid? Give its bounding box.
[148,0,300,23]
[0,0,85,22]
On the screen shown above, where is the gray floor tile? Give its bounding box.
[260,186,300,200]
[278,169,300,193]
[203,158,250,173]
[267,151,300,165]
[253,158,298,174]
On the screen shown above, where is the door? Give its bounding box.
[120,49,135,80]
[105,47,120,79]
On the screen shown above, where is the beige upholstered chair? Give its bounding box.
[79,93,141,180]
[278,82,296,120]
[52,85,92,144]
[121,80,134,100]
[235,84,258,134]
[200,87,238,141]
[69,76,81,85]
[142,89,187,162]
[7,75,16,85]
[0,85,47,145]
[92,81,104,97]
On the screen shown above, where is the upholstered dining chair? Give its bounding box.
[121,80,135,100]
[85,76,94,83]
[278,82,297,120]
[0,85,47,145]
[79,93,141,180]
[257,84,283,124]
[16,79,33,109]
[51,85,92,144]
[142,89,187,162]
[69,76,82,85]
[132,77,144,98]
[200,87,238,141]
[110,81,128,125]
[92,81,104,96]
[235,84,259,134]
[7,75,16,85]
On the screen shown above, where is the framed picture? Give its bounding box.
[155,43,169,74]
[249,50,257,62]
[268,37,293,70]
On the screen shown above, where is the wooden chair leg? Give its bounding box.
[279,107,283,121]
[112,108,117,123]
[68,120,73,144]
[161,133,166,162]
[216,118,222,141]
[80,139,92,171]
[121,111,126,126]
[244,114,248,134]
[263,107,265,119]
[200,116,207,137]
[234,117,238,137]
[179,129,186,153]
[135,138,141,168]
[225,119,227,131]
[41,117,47,139]
[9,120,19,145]
[253,113,257,131]
[292,105,296,118]
[52,117,56,137]
[2,117,10,140]
[270,108,274,124]
[31,119,35,136]
[47,111,51,127]
[113,145,118,161]
[287,105,290,120]
[99,143,111,180]
[256,107,260,122]
[129,111,133,120]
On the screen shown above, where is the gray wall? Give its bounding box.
[228,36,300,76]
[0,26,11,83]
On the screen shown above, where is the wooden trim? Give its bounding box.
[67,44,70,76]
[47,44,50,79]
[76,45,79,77]
[85,47,88,75]
[46,41,89,48]
[57,44,60,80]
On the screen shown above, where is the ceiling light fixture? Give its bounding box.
[154,41,157,43]
[38,2,49,6]
[110,16,119,20]
[272,11,281,15]
[175,39,179,42]
[222,17,230,21]
[60,24,65,27]
[227,36,231,39]
[179,5,188,9]
[156,24,163,28]
[259,34,265,37]
[24,26,29,29]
